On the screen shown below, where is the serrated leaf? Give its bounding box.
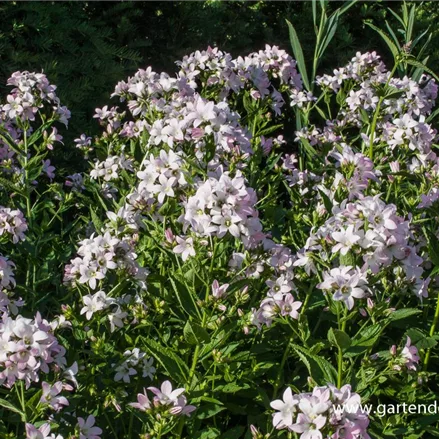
[405,58,439,82]
[352,324,382,347]
[292,343,337,384]
[0,177,26,197]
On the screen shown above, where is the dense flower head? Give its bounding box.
[176,45,305,110]
[296,194,426,303]
[270,384,370,438]
[0,206,28,243]
[64,231,148,291]
[2,71,70,129]
[179,169,265,247]
[0,312,67,388]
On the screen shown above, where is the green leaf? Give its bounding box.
[0,177,26,197]
[387,308,421,322]
[196,403,226,420]
[405,58,439,83]
[328,328,352,351]
[169,278,201,319]
[255,123,284,138]
[300,137,319,160]
[318,189,333,213]
[428,234,439,267]
[143,338,189,381]
[219,426,245,439]
[286,19,310,91]
[183,320,210,345]
[0,130,24,156]
[406,328,437,350]
[350,324,382,350]
[365,21,400,60]
[292,343,337,384]
[27,119,56,147]
[383,85,405,100]
[316,11,339,61]
[339,251,356,267]
[90,207,104,232]
[220,382,251,393]
[195,428,221,439]
[0,397,25,421]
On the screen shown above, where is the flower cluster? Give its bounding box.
[129,380,195,417]
[298,195,426,306]
[0,206,28,243]
[2,71,70,125]
[0,313,66,388]
[90,155,134,182]
[64,232,147,290]
[4,37,438,438]
[179,170,264,248]
[270,384,370,438]
[177,45,307,113]
[113,348,156,383]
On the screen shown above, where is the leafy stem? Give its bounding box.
[337,305,347,388]
[423,290,439,370]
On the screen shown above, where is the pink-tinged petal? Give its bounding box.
[161,380,173,396]
[314,414,326,429]
[40,424,51,436]
[272,412,286,429]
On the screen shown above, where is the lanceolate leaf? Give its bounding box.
[365,21,400,60]
[0,398,25,421]
[286,19,310,91]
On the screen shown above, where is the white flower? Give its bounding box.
[270,387,299,429]
[153,175,176,204]
[331,225,362,255]
[80,291,109,320]
[173,236,196,261]
[317,266,368,310]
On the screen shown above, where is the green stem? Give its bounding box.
[177,299,209,438]
[156,422,163,439]
[368,62,398,159]
[15,380,26,422]
[272,338,292,399]
[103,411,118,439]
[337,307,347,388]
[423,291,439,370]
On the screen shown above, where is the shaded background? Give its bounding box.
[1,1,437,138]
